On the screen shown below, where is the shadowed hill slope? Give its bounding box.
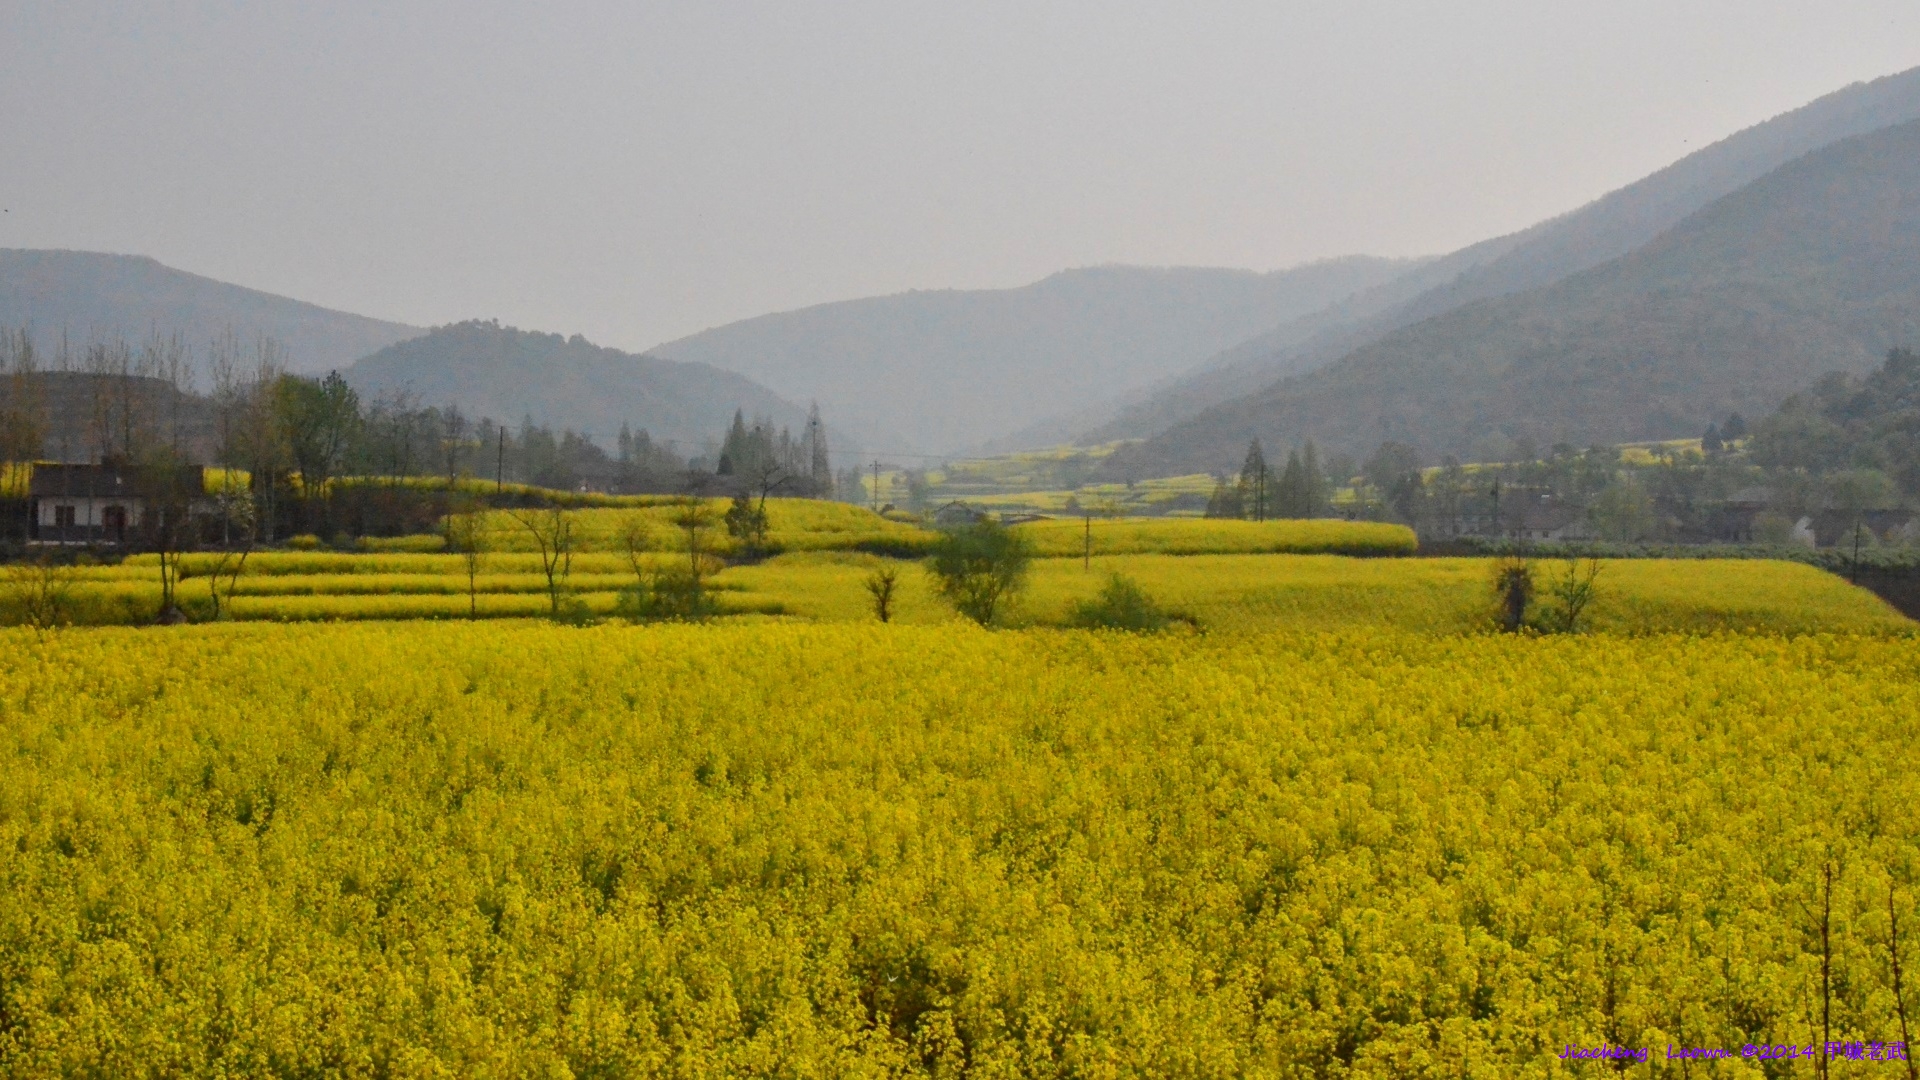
[1103,118,1920,474]
[1079,64,1920,448]
[343,321,821,452]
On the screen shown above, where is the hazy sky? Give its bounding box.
[4,2,1919,352]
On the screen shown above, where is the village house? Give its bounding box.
[27,462,208,545]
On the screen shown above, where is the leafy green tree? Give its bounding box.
[1275,449,1307,518]
[274,371,360,535]
[902,470,934,513]
[1204,475,1242,519]
[724,495,769,551]
[1364,441,1423,523]
[616,564,715,621]
[1236,440,1271,521]
[927,518,1032,626]
[1589,475,1657,541]
[274,372,361,498]
[1302,441,1326,516]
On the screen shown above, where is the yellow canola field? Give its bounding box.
[49,552,1905,632]
[1011,517,1417,557]
[726,553,1909,635]
[3,622,1920,1075]
[467,499,932,555]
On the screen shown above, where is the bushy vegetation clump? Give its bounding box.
[927,517,1033,626]
[1067,572,1180,632]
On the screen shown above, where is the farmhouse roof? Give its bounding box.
[27,462,204,499]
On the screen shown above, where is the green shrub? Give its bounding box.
[1068,573,1177,632]
[616,565,717,622]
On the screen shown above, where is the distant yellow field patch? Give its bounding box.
[1013,517,1417,557]
[720,553,1908,635]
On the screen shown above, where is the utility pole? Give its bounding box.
[870,460,881,513]
[497,428,506,492]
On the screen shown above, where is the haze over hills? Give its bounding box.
[342,321,824,454]
[647,259,1419,455]
[1101,118,1920,477]
[1075,63,1920,450]
[0,249,424,373]
[12,65,1920,475]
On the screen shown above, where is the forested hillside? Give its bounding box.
[1080,63,1920,447]
[0,249,422,373]
[344,321,816,451]
[1106,118,1920,474]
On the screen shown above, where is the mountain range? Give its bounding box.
[647,258,1418,455]
[1082,63,1920,463]
[341,321,820,453]
[0,249,422,372]
[1103,118,1920,474]
[7,64,1920,477]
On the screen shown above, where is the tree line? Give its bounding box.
[1221,347,1920,549]
[0,327,842,544]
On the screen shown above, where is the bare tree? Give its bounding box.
[147,462,198,624]
[617,515,653,586]
[445,500,489,618]
[202,546,252,622]
[1540,554,1603,634]
[203,486,256,620]
[737,453,789,523]
[141,328,191,456]
[3,555,75,631]
[670,495,718,577]
[442,404,468,485]
[84,336,140,462]
[511,505,574,617]
[0,328,46,462]
[1892,884,1918,1080]
[618,502,717,620]
[244,340,289,542]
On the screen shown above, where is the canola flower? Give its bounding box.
[10,550,1908,630]
[2,622,1920,1075]
[1011,517,1416,557]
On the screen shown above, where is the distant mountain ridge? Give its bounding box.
[1079,63,1920,448]
[343,321,824,454]
[648,258,1420,454]
[0,249,424,372]
[1102,118,1920,475]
